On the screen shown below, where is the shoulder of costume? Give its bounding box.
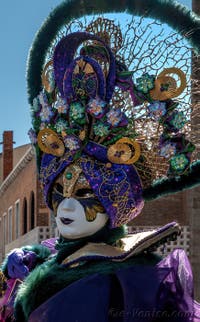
[61,222,180,268]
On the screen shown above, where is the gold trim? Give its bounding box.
[62,223,180,266]
[63,163,83,198]
[41,60,55,93]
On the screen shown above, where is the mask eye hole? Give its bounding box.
[54,183,63,195]
[74,188,95,198]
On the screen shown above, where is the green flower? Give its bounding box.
[170,154,189,173]
[136,73,155,94]
[93,122,110,137]
[170,111,187,130]
[55,119,68,133]
[69,102,86,125]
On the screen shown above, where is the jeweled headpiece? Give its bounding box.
[28,0,200,228]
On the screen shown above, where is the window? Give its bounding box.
[15,200,20,239]
[30,192,35,230]
[3,213,7,246]
[23,198,27,234]
[8,207,13,243]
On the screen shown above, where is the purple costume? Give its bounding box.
[1,2,200,321]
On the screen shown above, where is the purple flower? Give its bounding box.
[106,109,128,127]
[54,97,68,114]
[87,97,106,119]
[159,142,176,158]
[40,123,46,130]
[40,106,54,123]
[38,91,49,107]
[63,135,81,151]
[28,128,37,144]
[148,101,166,121]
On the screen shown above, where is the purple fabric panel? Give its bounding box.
[116,266,170,322]
[83,141,108,162]
[80,155,144,228]
[40,153,74,208]
[28,273,111,322]
[53,32,116,101]
[28,250,200,322]
[157,248,200,320]
[41,238,58,254]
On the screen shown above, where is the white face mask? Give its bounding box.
[55,197,108,239]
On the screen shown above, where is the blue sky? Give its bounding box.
[0,0,191,152]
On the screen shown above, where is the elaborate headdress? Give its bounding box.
[28,0,200,228]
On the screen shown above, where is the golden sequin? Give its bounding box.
[107,138,141,165]
[38,129,65,157]
[150,67,186,101]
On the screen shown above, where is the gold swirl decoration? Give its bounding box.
[41,60,55,93]
[107,138,140,164]
[86,17,123,53]
[150,67,186,101]
[38,128,65,157]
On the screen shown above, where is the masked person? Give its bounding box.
[1,1,200,321]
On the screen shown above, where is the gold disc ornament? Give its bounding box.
[150,67,186,101]
[37,129,65,157]
[107,138,141,164]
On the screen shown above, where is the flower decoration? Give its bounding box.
[28,128,37,145]
[87,97,106,119]
[106,109,128,127]
[159,142,176,158]
[54,97,68,114]
[48,71,55,91]
[136,73,155,94]
[63,135,81,152]
[148,101,167,121]
[40,106,54,123]
[93,122,110,137]
[169,153,189,173]
[55,119,68,133]
[32,97,41,112]
[69,102,86,125]
[38,91,49,107]
[40,123,46,130]
[169,111,187,130]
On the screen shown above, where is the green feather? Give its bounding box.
[143,160,200,201]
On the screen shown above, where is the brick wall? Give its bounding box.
[131,190,190,227]
[2,131,13,180]
[0,151,50,260]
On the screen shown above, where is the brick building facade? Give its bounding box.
[0,131,51,262]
